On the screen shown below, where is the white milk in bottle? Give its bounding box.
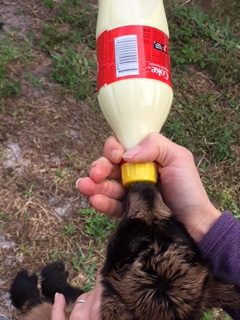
[96,0,173,187]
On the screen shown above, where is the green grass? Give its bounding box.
[0,37,32,99]
[56,1,96,49]
[217,188,240,217]
[71,247,97,291]
[47,249,63,262]
[203,311,232,320]
[25,74,45,89]
[63,223,77,236]
[38,0,97,100]
[0,211,9,222]
[23,184,35,199]
[163,118,194,150]
[51,48,96,100]
[203,311,215,320]
[168,5,239,90]
[164,93,237,162]
[40,24,75,53]
[169,6,239,87]
[60,207,111,291]
[42,0,54,9]
[0,39,22,98]
[78,208,116,242]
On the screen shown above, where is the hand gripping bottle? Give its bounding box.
[96,0,173,187]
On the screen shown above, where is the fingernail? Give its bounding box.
[111,150,122,162]
[76,178,83,189]
[54,292,59,302]
[123,145,142,159]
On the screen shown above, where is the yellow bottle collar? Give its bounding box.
[121,162,157,188]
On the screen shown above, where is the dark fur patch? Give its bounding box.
[41,261,83,304]
[100,183,240,319]
[9,261,83,317]
[130,182,157,211]
[9,270,42,311]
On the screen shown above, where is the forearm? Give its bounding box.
[198,212,240,286]
[197,212,240,319]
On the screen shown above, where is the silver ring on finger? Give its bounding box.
[76,299,86,304]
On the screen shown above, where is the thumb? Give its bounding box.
[51,293,66,320]
[122,133,187,167]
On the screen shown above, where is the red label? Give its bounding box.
[97,25,172,90]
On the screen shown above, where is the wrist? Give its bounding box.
[185,203,221,242]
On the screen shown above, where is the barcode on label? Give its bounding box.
[114,35,139,78]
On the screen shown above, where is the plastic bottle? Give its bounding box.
[96,0,173,187]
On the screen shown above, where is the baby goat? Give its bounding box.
[10,183,240,319]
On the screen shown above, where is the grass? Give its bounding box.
[203,311,231,320]
[52,167,74,192]
[40,24,74,52]
[63,223,77,236]
[56,1,97,49]
[51,48,96,100]
[23,184,35,199]
[0,39,22,98]
[0,211,9,222]
[0,37,32,99]
[42,0,54,9]
[216,188,240,217]
[168,5,239,91]
[78,208,116,242]
[24,73,45,89]
[71,247,97,291]
[38,0,97,100]
[56,207,114,291]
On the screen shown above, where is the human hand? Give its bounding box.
[76,136,125,218]
[76,133,220,241]
[51,276,102,320]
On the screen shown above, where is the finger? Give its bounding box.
[89,194,123,218]
[122,133,191,167]
[75,292,89,302]
[77,177,125,200]
[88,275,103,320]
[70,277,103,320]
[70,292,90,320]
[51,293,66,320]
[103,136,125,163]
[88,156,121,183]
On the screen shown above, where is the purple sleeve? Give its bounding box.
[198,212,240,319]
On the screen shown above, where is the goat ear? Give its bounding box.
[203,276,240,309]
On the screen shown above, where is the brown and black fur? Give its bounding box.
[10,261,83,320]
[10,183,240,319]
